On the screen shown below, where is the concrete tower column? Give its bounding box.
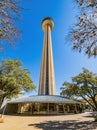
[38,17,56,95]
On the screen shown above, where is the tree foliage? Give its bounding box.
[61,68,97,110]
[69,0,97,57]
[0,59,35,98]
[0,0,23,50]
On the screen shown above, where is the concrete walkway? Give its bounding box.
[0,112,97,130]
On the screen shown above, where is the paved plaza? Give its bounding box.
[0,112,97,130]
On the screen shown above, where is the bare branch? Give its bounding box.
[0,0,23,50]
[68,0,97,57]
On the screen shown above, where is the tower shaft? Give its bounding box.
[38,18,56,95]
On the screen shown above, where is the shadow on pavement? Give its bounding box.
[28,120,97,130]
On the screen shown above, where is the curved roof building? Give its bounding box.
[8,95,80,104]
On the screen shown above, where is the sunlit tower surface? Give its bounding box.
[38,17,56,95]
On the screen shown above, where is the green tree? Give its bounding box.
[61,68,97,110]
[69,0,97,57]
[0,59,35,99]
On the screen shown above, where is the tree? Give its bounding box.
[0,59,35,99]
[69,0,97,57]
[61,68,97,111]
[0,0,23,50]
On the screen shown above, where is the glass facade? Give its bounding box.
[5,102,84,115]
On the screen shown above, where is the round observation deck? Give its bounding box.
[42,17,54,31]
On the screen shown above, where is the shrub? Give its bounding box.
[0,117,4,123]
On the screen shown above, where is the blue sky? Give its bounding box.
[0,0,97,95]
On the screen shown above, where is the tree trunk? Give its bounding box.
[0,95,6,108]
[81,96,96,110]
[92,98,97,111]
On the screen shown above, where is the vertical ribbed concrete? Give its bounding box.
[38,17,56,95]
